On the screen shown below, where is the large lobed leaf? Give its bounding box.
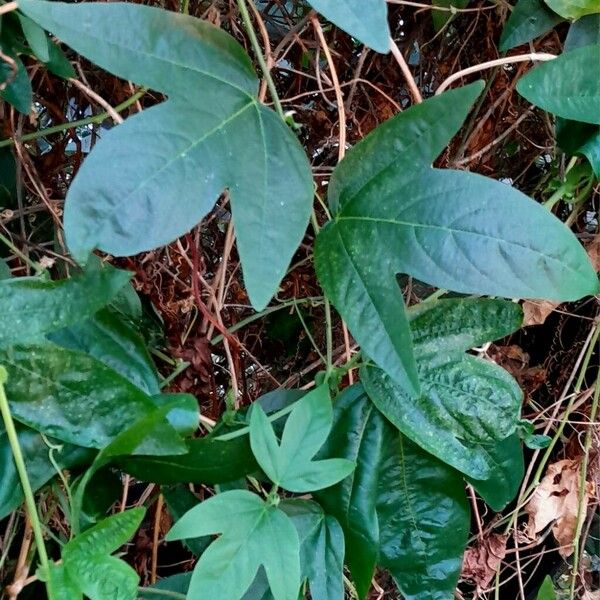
[18,0,313,311]
[362,298,524,480]
[317,385,470,600]
[166,490,301,600]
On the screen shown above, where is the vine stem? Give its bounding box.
[236,0,285,121]
[389,38,422,104]
[0,2,18,15]
[436,53,556,95]
[0,368,51,578]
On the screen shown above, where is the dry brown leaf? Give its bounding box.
[586,234,600,273]
[522,300,558,326]
[525,459,596,557]
[461,533,508,590]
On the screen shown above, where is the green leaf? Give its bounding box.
[18,0,313,311]
[62,508,145,600]
[0,263,131,347]
[544,0,600,19]
[48,307,160,396]
[249,384,354,493]
[0,343,161,448]
[166,490,301,600]
[327,82,484,215]
[17,13,50,62]
[466,434,524,511]
[45,562,82,600]
[432,0,470,31]
[43,38,75,79]
[146,573,191,599]
[536,576,557,600]
[517,45,600,124]
[306,0,390,53]
[0,49,32,114]
[119,436,258,485]
[0,424,93,519]
[316,385,470,600]
[361,298,523,479]
[499,0,564,52]
[281,499,345,600]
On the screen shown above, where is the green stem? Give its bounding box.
[0,232,43,274]
[236,0,285,121]
[0,89,147,149]
[0,368,51,577]
[324,298,333,375]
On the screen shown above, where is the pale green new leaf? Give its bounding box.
[249,385,354,492]
[536,576,557,600]
[18,0,313,311]
[0,263,131,347]
[499,0,564,52]
[306,0,390,53]
[544,0,600,19]
[517,44,600,124]
[361,298,523,480]
[316,386,470,600]
[166,490,301,600]
[62,508,145,600]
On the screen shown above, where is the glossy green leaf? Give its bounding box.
[517,45,600,124]
[317,385,470,600]
[328,82,484,214]
[0,263,131,347]
[0,343,160,448]
[306,0,390,53]
[249,384,354,493]
[45,562,82,600]
[281,499,345,600]
[62,508,145,600]
[544,0,600,19]
[556,16,600,177]
[499,0,564,52]
[466,434,524,511]
[17,13,50,61]
[48,307,159,395]
[361,298,523,479]
[18,0,313,311]
[0,49,32,114]
[166,490,301,600]
[432,0,470,31]
[119,436,258,485]
[536,576,557,600]
[0,424,93,519]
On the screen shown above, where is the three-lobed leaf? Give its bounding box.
[517,44,600,124]
[18,0,313,311]
[166,490,301,600]
[317,385,470,600]
[249,384,354,492]
[306,0,390,53]
[361,298,524,480]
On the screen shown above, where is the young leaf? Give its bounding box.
[543,0,600,20]
[499,0,564,52]
[0,343,163,448]
[281,499,345,600]
[61,508,145,600]
[327,82,484,214]
[536,576,557,600]
[249,385,354,492]
[517,44,600,124]
[166,490,301,600]
[0,263,131,347]
[18,0,313,311]
[48,307,160,396]
[306,0,390,53]
[0,424,93,519]
[361,298,523,479]
[316,385,470,600]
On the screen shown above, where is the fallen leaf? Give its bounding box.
[461,533,508,590]
[523,300,558,326]
[586,234,600,273]
[525,459,596,557]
